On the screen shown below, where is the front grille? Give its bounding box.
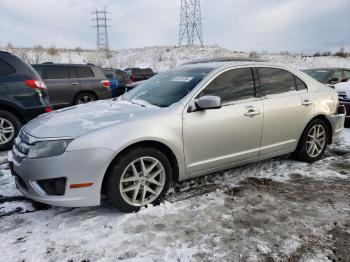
[11,130,33,164]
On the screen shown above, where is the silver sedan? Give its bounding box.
[9,59,346,212]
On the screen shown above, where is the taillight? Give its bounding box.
[131,74,136,81]
[25,79,47,91]
[45,107,53,113]
[101,80,110,88]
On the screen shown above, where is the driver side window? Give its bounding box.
[198,68,255,103]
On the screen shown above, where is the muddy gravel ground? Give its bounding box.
[0,130,350,262]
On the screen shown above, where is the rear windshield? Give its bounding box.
[121,67,213,107]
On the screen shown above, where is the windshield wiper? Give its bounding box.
[131,98,157,107]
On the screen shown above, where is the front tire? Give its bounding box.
[0,110,21,151]
[105,147,172,213]
[294,119,330,162]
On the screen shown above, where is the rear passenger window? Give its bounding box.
[45,66,69,79]
[199,68,255,103]
[0,59,15,76]
[76,67,94,78]
[258,68,296,96]
[294,76,307,90]
[69,67,78,78]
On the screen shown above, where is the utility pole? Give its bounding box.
[92,8,111,51]
[178,0,203,46]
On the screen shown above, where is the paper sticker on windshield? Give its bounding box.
[171,76,194,82]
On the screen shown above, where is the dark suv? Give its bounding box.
[0,51,52,150]
[32,63,112,108]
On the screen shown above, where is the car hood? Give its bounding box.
[23,99,161,138]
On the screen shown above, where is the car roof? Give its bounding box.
[303,68,349,71]
[180,60,286,71]
[32,63,97,67]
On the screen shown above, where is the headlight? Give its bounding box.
[27,139,73,159]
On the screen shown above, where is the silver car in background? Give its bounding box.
[9,59,346,213]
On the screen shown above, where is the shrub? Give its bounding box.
[47,46,59,57]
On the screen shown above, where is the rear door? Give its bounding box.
[183,67,263,174]
[43,65,79,107]
[257,67,311,155]
[76,66,95,92]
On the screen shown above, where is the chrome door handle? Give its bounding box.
[302,99,313,106]
[244,109,260,117]
[71,82,79,86]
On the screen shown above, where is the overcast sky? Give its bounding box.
[0,0,349,53]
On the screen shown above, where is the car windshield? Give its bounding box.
[121,67,213,107]
[303,69,330,81]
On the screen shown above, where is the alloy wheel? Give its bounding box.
[0,117,15,145]
[119,156,166,207]
[77,95,95,104]
[306,124,326,158]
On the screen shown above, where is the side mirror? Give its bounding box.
[195,95,221,110]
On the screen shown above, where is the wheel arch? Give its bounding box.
[0,102,25,124]
[101,140,180,195]
[298,114,333,147]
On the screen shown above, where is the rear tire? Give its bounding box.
[105,147,172,213]
[0,110,21,151]
[74,92,97,105]
[294,119,330,163]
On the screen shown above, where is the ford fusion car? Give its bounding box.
[9,58,346,213]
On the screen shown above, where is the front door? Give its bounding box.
[183,67,263,174]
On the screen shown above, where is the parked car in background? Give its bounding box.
[102,68,131,97]
[32,63,112,108]
[303,68,350,124]
[9,59,345,212]
[124,67,155,82]
[0,51,52,150]
[334,80,350,123]
[303,68,350,85]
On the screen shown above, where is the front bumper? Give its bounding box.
[327,105,346,143]
[9,146,113,207]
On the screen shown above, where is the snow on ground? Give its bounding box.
[4,45,350,72]
[0,129,349,262]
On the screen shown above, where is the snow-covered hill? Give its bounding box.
[4,45,350,72]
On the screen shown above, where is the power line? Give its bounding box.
[178,0,203,46]
[92,8,111,50]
